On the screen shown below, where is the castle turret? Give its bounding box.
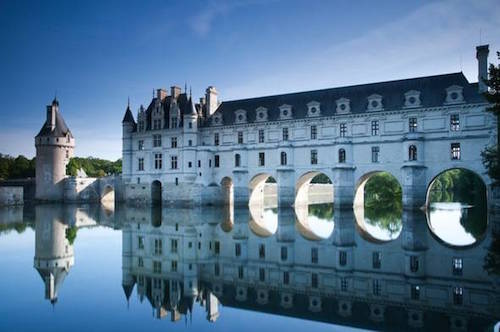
[122,103,136,183]
[35,98,75,201]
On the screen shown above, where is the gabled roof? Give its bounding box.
[210,72,484,126]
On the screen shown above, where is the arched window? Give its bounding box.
[409,145,417,161]
[338,149,346,163]
[235,154,241,167]
[280,151,287,166]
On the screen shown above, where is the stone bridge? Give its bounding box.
[63,175,123,204]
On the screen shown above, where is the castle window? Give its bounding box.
[153,134,162,147]
[235,154,241,167]
[238,131,243,144]
[340,277,348,291]
[255,107,268,122]
[451,143,461,160]
[138,236,144,249]
[153,261,161,273]
[154,239,162,255]
[259,244,265,259]
[283,271,290,285]
[411,285,420,300]
[280,151,287,166]
[198,160,201,167]
[170,155,178,169]
[310,125,317,139]
[371,120,379,135]
[409,117,417,132]
[214,133,219,146]
[138,257,144,268]
[258,129,265,143]
[373,252,381,269]
[409,145,417,161]
[259,268,265,282]
[65,150,69,159]
[371,147,379,163]
[171,137,177,148]
[311,273,318,288]
[310,150,318,165]
[153,119,162,130]
[138,140,144,150]
[453,287,463,305]
[138,158,144,171]
[188,162,192,168]
[373,280,381,296]
[339,251,347,266]
[188,140,192,146]
[188,122,192,129]
[259,152,265,166]
[235,243,241,257]
[281,246,288,261]
[154,153,162,169]
[282,127,289,141]
[452,258,463,275]
[171,260,178,272]
[238,266,244,279]
[171,239,178,253]
[339,149,346,163]
[214,155,220,168]
[311,248,318,264]
[214,241,220,254]
[450,114,460,131]
[410,256,419,272]
[307,101,321,117]
[340,123,347,137]
[171,117,177,128]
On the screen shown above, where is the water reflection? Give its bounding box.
[294,203,334,240]
[0,203,498,331]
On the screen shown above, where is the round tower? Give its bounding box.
[121,102,136,182]
[35,98,75,201]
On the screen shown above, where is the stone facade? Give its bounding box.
[122,45,496,209]
[0,186,23,206]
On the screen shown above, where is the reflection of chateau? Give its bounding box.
[120,206,499,330]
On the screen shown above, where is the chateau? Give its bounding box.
[121,45,495,208]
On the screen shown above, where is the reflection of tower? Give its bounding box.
[33,206,74,304]
[121,223,135,304]
[35,98,74,201]
[206,291,219,322]
[402,210,428,277]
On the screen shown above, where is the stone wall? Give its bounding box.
[0,186,24,206]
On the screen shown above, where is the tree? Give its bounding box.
[482,51,500,183]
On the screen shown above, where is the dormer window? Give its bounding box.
[404,90,421,108]
[212,113,222,126]
[255,107,268,122]
[336,98,350,114]
[235,109,247,124]
[367,94,383,112]
[445,85,464,104]
[307,101,321,117]
[279,104,293,120]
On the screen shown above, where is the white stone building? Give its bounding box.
[121,45,496,208]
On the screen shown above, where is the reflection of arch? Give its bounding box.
[294,204,334,241]
[101,184,115,204]
[425,167,487,207]
[151,180,162,206]
[249,203,277,237]
[249,173,276,207]
[220,204,234,232]
[353,205,399,243]
[221,177,234,206]
[295,171,333,207]
[353,171,400,208]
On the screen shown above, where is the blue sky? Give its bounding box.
[0,0,498,160]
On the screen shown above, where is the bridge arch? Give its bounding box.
[353,170,403,242]
[295,171,333,207]
[101,184,115,204]
[425,167,488,247]
[294,204,334,241]
[151,180,162,206]
[249,203,278,237]
[249,173,277,207]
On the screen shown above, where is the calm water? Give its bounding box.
[0,202,497,332]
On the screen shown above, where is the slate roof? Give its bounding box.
[122,105,135,124]
[210,72,484,126]
[36,102,73,138]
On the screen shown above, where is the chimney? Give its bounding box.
[46,104,56,130]
[205,86,218,116]
[476,44,489,93]
[156,88,167,101]
[170,86,181,99]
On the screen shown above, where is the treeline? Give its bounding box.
[0,154,36,180]
[66,157,122,177]
[428,169,486,205]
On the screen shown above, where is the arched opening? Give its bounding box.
[234,154,241,167]
[101,185,115,208]
[151,180,162,206]
[354,171,402,242]
[294,172,334,240]
[220,203,234,233]
[338,149,346,163]
[408,145,417,161]
[249,204,278,237]
[426,168,487,246]
[220,177,234,206]
[249,174,277,207]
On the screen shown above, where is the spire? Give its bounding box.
[122,101,135,124]
[189,86,192,99]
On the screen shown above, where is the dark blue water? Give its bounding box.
[0,203,497,332]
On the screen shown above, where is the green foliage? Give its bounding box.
[482,146,500,183]
[311,173,332,184]
[363,173,403,235]
[308,203,333,219]
[484,234,500,275]
[66,157,122,177]
[428,169,486,205]
[65,226,77,245]
[0,154,35,180]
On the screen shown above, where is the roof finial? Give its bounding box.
[184,82,187,93]
[127,96,130,108]
[189,86,192,99]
